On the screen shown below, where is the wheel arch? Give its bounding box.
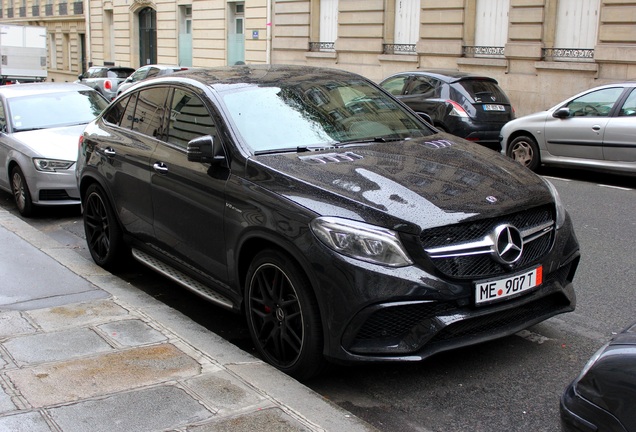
[236,233,321,311]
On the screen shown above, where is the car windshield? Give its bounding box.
[8,90,109,132]
[219,78,434,153]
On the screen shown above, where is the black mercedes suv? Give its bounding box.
[76,65,579,380]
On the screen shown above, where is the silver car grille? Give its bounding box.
[420,205,555,279]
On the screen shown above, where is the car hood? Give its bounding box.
[10,124,87,161]
[249,135,553,234]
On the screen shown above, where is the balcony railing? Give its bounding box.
[463,46,505,57]
[383,44,417,55]
[309,42,335,52]
[543,48,594,61]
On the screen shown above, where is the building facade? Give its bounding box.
[3,1,636,115]
[0,0,87,83]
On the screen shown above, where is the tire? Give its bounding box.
[83,183,127,270]
[507,135,540,171]
[11,166,33,217]
[244,249,324,380]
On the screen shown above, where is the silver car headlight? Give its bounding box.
[543,178,566,228]
[33,159,75,172]
[310,217,414,267]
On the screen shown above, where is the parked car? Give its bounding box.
[500,82,636,175]
[117,64,189,96]
[76,65,135,100]
[0,82,109,216]
[561,321,636,432]
[76,65,580,380]
[379,70,515,149]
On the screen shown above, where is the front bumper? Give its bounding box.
[28,167,80,206]
[312,212,579,364]
[560,384,627,432]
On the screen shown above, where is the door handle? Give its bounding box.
[592,125,601,131]
[153,162,168,174]
[103,147,116,156]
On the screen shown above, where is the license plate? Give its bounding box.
[483,104,505,111]
[475,266,543,306]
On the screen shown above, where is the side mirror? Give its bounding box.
[553,107,570,119]
[187,135,226,166]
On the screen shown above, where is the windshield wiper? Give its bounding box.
[14,127,44,132]
[340,136,408,145]
[253,144,338,156]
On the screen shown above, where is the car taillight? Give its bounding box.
[447,100,469,118]
[104,80,112,90]
[78,135,84,151]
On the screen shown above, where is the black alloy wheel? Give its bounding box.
[83,183,126,270]
[11,166,33,217]
[508,135,540,171]
[245,249,324,380]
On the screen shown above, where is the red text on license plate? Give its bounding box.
[475,266,543,305]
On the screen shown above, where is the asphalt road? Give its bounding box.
[0,166,633,432]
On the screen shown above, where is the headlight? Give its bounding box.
[33,159,75,172]
[543,178,566,228]
[310,217,414,267]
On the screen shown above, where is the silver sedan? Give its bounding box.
[500,82,636,175]
[0,82,109,216]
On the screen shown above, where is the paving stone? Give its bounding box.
[49,385,213,432]
[97,319,167,347]
[27,299,129,332]
[0,385,16,413]
[0,311,36,338]
[2,328,113,366]
[0,410,52,432]
[184,370,266,413]
[6,344,201,408]
[189,407,310,432]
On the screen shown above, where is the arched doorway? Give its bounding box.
[139,7,157,66]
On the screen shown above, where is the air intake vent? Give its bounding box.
[421,139,454,149]
[299,152,363,164]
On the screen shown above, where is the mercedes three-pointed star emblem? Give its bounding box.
[492,224,524,265]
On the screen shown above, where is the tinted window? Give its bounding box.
[103,95,131,125]
[166,88,215,149]
[131,87,170,138]
[454,79,510,104]
[407,77,441,98]
[120,93,138,130]
[380,76,408,95]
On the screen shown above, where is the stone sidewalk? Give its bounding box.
[0,208,376,432]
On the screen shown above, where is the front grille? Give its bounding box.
[421,205,555,279]
[39,189,72,201]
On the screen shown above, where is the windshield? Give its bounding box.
[219,78,434,153]
[8,90,109,132]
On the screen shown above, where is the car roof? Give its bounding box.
[385,70,499,84]
[0,82,96,98]
[133,64,367,90]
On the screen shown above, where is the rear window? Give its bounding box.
[107,69,135,79]
[453,79,510,104]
